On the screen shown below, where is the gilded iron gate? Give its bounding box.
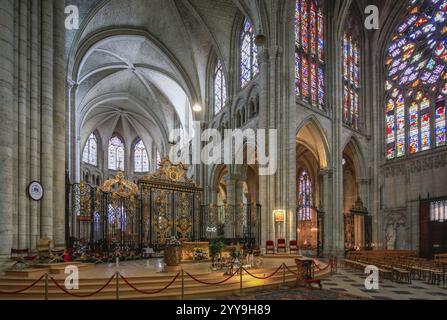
[140,159,202,249]
[69,161,202,253]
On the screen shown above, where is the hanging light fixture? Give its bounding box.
[192,104,202,112]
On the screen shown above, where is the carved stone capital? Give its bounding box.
[257,48,269,64]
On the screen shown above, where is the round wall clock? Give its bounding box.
[28,181,44,201]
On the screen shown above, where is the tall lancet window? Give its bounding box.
[298,169,313,221]
[295,0,325,108]
[134,139,149,173]
[240,17,259,87]
[108,136,125,171]
[214,60,227,114]
[82,133,98,166]
[343,16,361,130]
[385,0,447,160]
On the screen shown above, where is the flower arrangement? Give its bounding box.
[166,236,182,247]
[193,247,207,261]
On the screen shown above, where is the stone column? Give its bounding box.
[235,177,245,204]
[320,169,332,254]
[17,0,30,249]
[256,47,271,250]
[224,175,236,238]
[67,81,78,185]
[29,0,42,251]
[0,0,15,259]
[40,0,54,240]
[329,5,345,256]
[53,0,66,246]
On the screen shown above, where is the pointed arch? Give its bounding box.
[342,136,367,181]
[342,3,363,130]
[240,17,259,88]
[294,0,325,108]
[82,132,99,166]
[108,134,125,171]
[214,59,228,114]
[296,116,330,169]
[134,138,150,173]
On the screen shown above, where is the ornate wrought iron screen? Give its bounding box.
[139,159,202,248]
[200,204,261,248]
[69,159,202,253]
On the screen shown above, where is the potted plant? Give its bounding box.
[209,238,225,270]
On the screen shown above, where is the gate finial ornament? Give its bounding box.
[101,171,139,198]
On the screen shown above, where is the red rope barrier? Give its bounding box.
[283,264,298,275]
[242,265,283,280]
[49,275,115,298]
[313,261,331,272]
[0,275,45,295]
[185,269,239,285]
[120,273,179,295]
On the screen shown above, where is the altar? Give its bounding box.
[181,242,210,262]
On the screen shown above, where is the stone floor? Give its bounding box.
[321,269,447,300]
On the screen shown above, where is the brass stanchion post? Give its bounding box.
[239,266,243,294]
[115,272,120,300]
[44,273,48,300]
[181,270,184,300]
[283,264,286,285]
[280,264,288,289]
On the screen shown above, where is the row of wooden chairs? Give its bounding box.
[344,251,446,286]
[266,240,299,254]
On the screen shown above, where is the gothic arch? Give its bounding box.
[342,136,367,181]
[209,164,230,204]
[296,116,330,169]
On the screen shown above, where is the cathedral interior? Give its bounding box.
[0,0,446,301]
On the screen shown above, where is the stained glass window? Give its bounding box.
[343,32,361,130]
[298,169,312,221]
[108,136,124,171]
[430,200,447,222]
[385,0,447,160]
[240,18,259,88]
[214,60,227,114]
[156,151,161,166]
[295,0,325,108]
[134,139,149,173]
[82,133,98,166]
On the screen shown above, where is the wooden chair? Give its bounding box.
[10,249,29,269]
[49,249,65,263]
[36,235,52,260]
[266,241,275,254]
[289,240,299,254]
[277,239,286,253]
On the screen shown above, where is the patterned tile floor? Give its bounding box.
[322,269,447,300]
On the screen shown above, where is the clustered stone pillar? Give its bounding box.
[0,0,15,261]
[0,0,66,262]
